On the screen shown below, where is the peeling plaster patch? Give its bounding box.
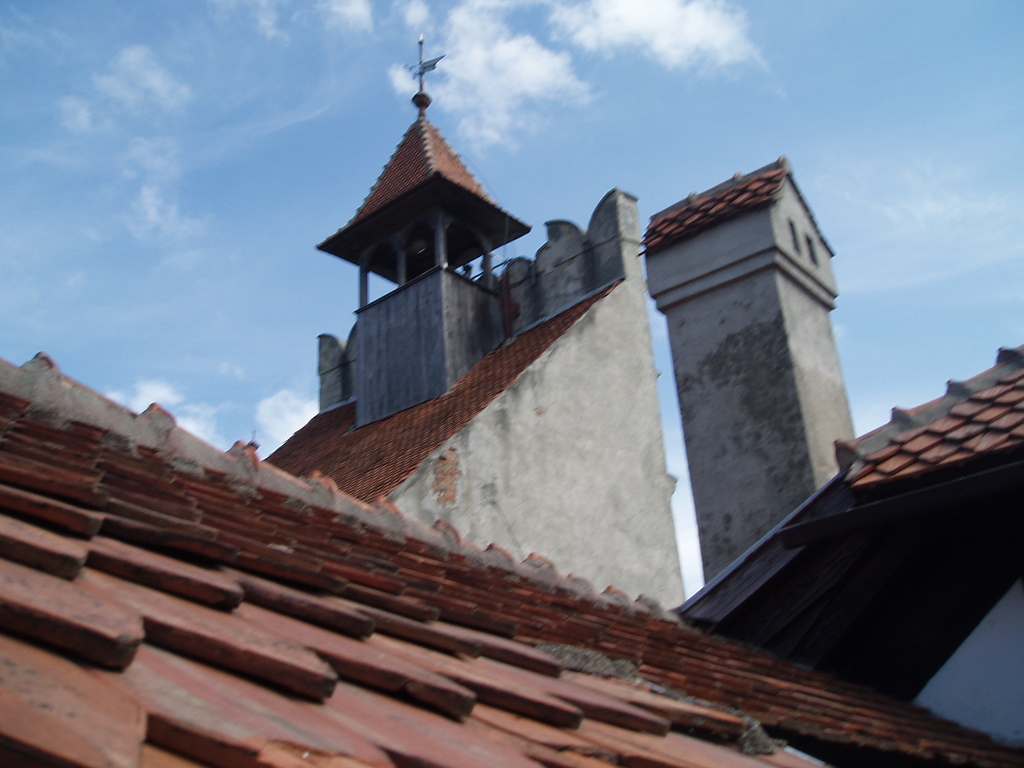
[430,448,460,507]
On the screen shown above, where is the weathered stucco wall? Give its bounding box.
[661,267,816,578]
[775,274,854,488]
[391,193,684,606]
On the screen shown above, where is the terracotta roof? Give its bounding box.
[644,159,790,255]
[268,284,616,502]
[351,116,494,228]
[317,114,529,274]
[840,345,1024,490]
[1,355,1022,768]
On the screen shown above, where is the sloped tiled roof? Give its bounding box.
[351,116,494,228]
[2,355,1023,768]
[840,345,1024,490]
[318,114,529,276]
[268,284,616,502]
[644,159,789,255]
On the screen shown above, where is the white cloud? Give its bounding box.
[428,0,590,148]
[399,0,431,30]
[122,136,181,181]
[820,158,1022,291]
[208,0,290,39]
[319,0,373,31]
[256,389,317,451]
[389,62,418,97]
[57,96,96,132]
[108,379,184,414]
[118,137,197,239]
[416,0,757,148]
[118,138,203,242]
[875,166,1008,235]
[550,0,758,70]
[177,403,229,449]
[218,362,247,379]
[126,184,204,240]
[93,45,192,113]
[107,379,228,448]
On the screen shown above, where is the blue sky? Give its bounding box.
[2,1,1022,594]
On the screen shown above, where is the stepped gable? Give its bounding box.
[645,158,809,255]
[837,344,1024,491]
[268,283,616,502]
[1,354,1022,768]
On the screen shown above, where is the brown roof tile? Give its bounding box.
[0,632,146,768]
[848,345,1024,489]
[0,556,143,669]
[644,160,789,255]
[0,354,1021,768]
[351,116,494,228]
[87,535,244,609]
[0,511,88,578]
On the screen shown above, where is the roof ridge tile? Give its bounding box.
[842,343,1024,479]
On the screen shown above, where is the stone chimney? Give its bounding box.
[644,159,854,580]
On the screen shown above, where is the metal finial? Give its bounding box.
[409,34,444,116]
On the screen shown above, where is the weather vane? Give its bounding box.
[408,34,444,115]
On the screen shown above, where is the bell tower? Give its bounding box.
[317,40,529,426]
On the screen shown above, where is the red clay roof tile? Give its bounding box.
[82,568,339,701]
[238,601,476,719]
[231,568,374,638]
[352,116,494,227]
[1,353,1021,768]
[109,644,394,767]
[849,345,1024,489]
[87,535,244,609]
[326,684,541,768]
[0,632,145,768]
[0,479,105,535]
[0,511,88,578]
[644,160,789,256]
[0,556,143,669]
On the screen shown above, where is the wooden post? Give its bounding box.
[358,249,370,307]
[433,209,447,269]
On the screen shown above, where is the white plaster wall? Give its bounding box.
[915,578,1024,747]
[391,275,684,606]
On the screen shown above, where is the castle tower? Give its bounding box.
[274,43,683,604]
[644,159,854,580]
[316,64,529,426]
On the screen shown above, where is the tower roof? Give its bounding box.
[318,115,529,271]
[355,115,493,223]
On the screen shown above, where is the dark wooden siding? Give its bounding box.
[355,269,502,427]
[442,270,503,387]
